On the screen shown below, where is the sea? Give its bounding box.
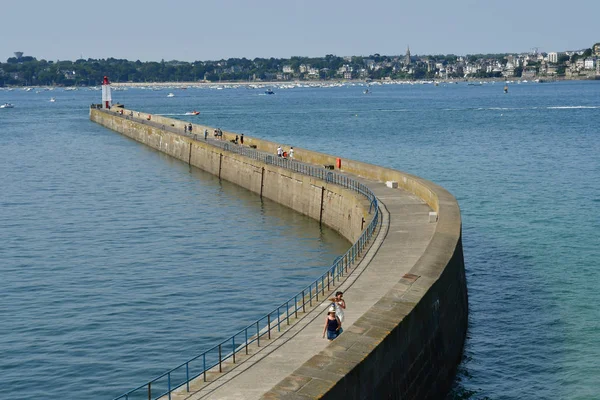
[1,80,599,400]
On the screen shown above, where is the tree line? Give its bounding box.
[0,54,442,86]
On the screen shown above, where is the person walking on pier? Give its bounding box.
[322,306,342,341]
[330,291,346,324]
[184,125,188,134]
[204,129,208,140]
[277,145,283,157]
[289,147,294,160]
[188,123,193,134]
[240,133,244,145]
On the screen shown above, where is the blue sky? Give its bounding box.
[3,0,598,62]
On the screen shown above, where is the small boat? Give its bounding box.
[185,111,200,116]
[50,97,56,102]
[167,93,175,98]
[265,89,275,95]
[0,103,14,108]
[363,89,370,94]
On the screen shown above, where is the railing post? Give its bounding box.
[148,382,151,400]
[168,372,171,400]
[218,344,222,372]
[295,296,298,318]
[286,301,290,325]
[186,362,190,392]
[257,321,260,347]
[302,290,306,313]
[203,353,206,382]
[277,307,281,331]
[245,329,249,354]
[268,314,271,339]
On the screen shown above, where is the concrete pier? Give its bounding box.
[90,106,467,400]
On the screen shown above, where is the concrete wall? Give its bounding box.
[90,108,369,244]
[91,107,467,399]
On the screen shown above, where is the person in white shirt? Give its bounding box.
[329,291,346,324]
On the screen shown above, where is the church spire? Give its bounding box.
[405,45,411,65]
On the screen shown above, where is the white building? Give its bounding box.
[282,65,294,73]
[548,52,558,63]
[584,58,595,70]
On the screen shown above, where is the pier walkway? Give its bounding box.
[170,174,435,399]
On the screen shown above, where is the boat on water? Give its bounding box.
[185,111,200,116]
[0,103,14,108]
[167,93,175,98]
[364,89,371,94]
[50,97,56,102]
[265,89,275,95]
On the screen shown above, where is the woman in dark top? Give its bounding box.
[322,306,342,341]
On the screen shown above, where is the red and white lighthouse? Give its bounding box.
[101,76,112,109]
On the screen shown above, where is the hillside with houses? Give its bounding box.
[1,43,598,86]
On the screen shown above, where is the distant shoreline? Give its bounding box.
[3,76,598,89]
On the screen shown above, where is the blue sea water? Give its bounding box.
[1,80,599,399]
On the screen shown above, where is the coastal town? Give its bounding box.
[1,42,599,86]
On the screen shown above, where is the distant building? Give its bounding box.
[584,58,595,70]
[425,59,435,72]
[593,43,600,56]
[343,71,352,79]
[502,67,515,77]
[364,59,375,70]
[404,46,411,65]
[546,65,558,76]
[299,64,310,73]
[282,65,294,73]
[548,52,558,63]
[522,68,537,78]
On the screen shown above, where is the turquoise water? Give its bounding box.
[1,81,599,399]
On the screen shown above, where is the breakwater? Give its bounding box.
[90,106,466,399]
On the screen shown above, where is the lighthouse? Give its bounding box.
[101,76,112,109]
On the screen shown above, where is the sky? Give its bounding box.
[3,0,599,62]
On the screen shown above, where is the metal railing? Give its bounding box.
[97,109,380,400]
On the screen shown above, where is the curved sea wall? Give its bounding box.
[90,107,467,399]
[90,108,369,243]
